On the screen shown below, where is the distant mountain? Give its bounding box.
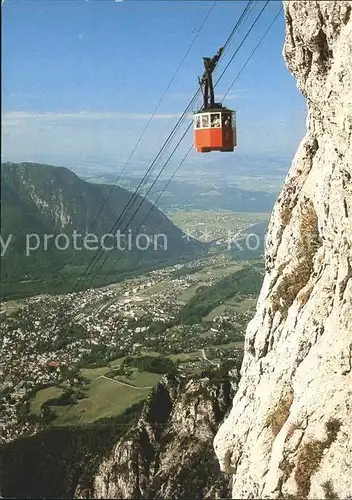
[229,221,268,261]
[108,176,277,213]
[0,163,204,300]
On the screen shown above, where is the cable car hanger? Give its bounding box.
[199,46,224,110]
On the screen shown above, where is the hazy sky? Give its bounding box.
[2,0,306,177]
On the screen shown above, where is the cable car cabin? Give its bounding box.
[194,47,237,153]
[193,108,237,153]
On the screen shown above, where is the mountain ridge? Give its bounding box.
[0,162,203,299]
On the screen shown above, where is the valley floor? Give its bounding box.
[0,249,263,443]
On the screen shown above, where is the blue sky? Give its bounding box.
[2,0,306,179]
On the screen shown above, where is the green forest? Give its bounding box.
[179,266,264,324]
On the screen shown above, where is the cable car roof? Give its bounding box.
[194,106,234,115]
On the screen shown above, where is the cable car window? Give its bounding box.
[210,113,221,128]
[202,114,210,128]
[232,111,236,128]
[194,115,201,129]
[222,114,231,128]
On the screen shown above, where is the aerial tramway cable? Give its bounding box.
[83,0,271,291]
[89,0,218,232]
[71,0,255,294]
[68,1,221,295]
[48,0,232,333]
[77,0,265,292]
[76,1,257,291]
[87,3,282,319]
[143,4,284,231]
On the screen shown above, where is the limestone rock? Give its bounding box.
[214,2,352,498]
[75,374,236,499]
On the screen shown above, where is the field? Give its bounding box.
[0,298,25,316]
[167,341,244,362]
[169,210,270,242]
[203,296,257,322]
[30,387,64,415]
[53,377,150,426]
[29,341,244,426]
[177,260,243,303]
[31,365,157,426]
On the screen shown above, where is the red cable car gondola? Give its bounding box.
[193,47,237,153]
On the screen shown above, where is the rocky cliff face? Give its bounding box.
[75,371,240,500]
[215,1,352,498]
